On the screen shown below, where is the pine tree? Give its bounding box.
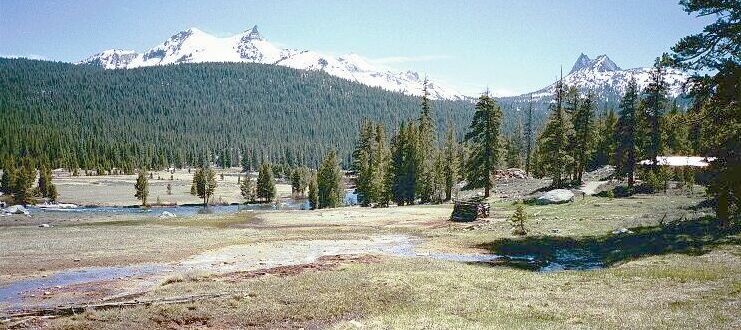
[524,94,534,176]
[510,203,528,236]
[191,165,217,206]
[464,92,503,197]
[0,160,16,194]
[505,119,524,169]
[240,175,255,202]
[535,77,572,188]
[134,169,149,207]
[663,104,691,155]
[615,78,640,187]
[390,123,419,205]
[369,123,391,206]
[241,148,252,173]
[591,109,617,169]
[417,78,438,203]
[317,150,343,209]
[352,120,374,206]
[642,54,670,171]
[308,172,318,210]
[572,91,596,183]
[442,124,459,201]
[37,166,57,201]
[256,162,276,202]
[14,158,36,205]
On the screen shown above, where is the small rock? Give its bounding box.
[159,211,177,219]
[612,228,634,235]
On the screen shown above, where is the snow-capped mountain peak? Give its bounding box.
[76,25,466,100]
[569,53,592,73]
[521,53,689,102]
[590,55,620,72]
[569,54,620,74]
[241,25,263,41]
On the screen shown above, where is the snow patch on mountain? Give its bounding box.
[527,54,689,102]
[77,25,466,100]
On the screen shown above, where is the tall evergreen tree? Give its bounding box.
[464,92,503,197]
[240,175,255,202]
[642,54,671,171]
[308,171,319,210]
[389,123,419,205]
[572,91,596,183]
[671,0,740,225]
[37,166,57,201]
[13,158,36,205]
[317,150,343,209]
[417,78,438,203]
[191,165,217,206]
[591,109,618,169]
[505,119,524,169]
[352,120,375,206]
[370,123,391,205]
[615,78,640,187]
[663,103,691,155]
[524,94,534,176]
[256,162,276,202]
[134,169,149,207]
[535,76,572,188]
[1,159,16,195]
[442,124,460,201]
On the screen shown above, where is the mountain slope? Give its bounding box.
[77,25,466,100]
[0,58,472,170]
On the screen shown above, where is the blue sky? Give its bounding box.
[0,0,712,96]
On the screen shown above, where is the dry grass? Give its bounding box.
[3,190,739,329]
[44,246,740,329]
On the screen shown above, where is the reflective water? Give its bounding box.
[27,199,307,217]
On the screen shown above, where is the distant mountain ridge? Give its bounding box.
[77,25,466,100]
[523,53,690,103]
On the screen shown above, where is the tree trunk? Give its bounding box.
[717,190,729,227]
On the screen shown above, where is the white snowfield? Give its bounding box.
[77,26,466,101]
[638,156,717,167]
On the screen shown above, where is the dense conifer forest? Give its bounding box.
[0,58,475,171]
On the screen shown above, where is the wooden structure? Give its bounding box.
[450,198,490,222]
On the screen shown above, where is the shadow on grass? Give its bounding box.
[476,216,740,271]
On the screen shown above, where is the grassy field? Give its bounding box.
[51,168,294,206]
[1,184,739,329]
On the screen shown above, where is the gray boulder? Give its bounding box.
[3,205,30,216]
[536,189,575,205]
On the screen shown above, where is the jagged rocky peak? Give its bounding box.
[569,53,621,73]
[569,53,592,73]
[237,25,263,41]
[591,54,620,72]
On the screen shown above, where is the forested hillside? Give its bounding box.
[0,58,473,171]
